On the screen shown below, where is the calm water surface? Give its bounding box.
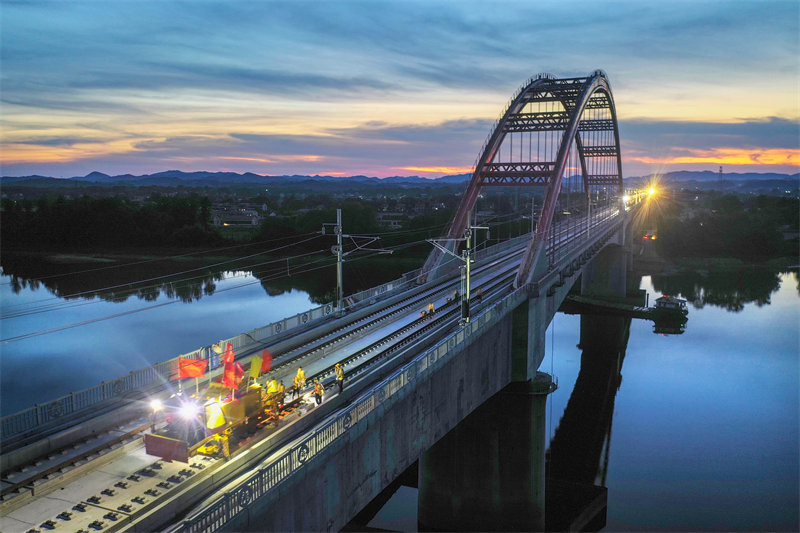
[0,270,316,415]
[369,271,799,532]
[1,260,797,531]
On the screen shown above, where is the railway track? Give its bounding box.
[0,243,528,533]
[1,207,626,532]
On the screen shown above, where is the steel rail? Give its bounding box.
[0,246,528,531]
[0,424,150,500]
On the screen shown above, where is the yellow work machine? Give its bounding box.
[145,381,283,463]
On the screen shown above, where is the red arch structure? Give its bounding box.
[421,70,624,288]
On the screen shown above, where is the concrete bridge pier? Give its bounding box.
[581,243,627,299]
[417,372,554,532]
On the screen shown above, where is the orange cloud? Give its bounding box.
[219,154,323,163]
[628,147,799,166]
[218,156,277,163]
[218,154,324,164]
[272,154,324,162]
[0,140,136,164]
[398,165,474,174]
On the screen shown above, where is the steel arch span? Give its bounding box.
[421,70,624,288]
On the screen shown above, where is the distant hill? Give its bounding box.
[1,170,472,188]
[626,170,799,183]
[2,169,796,190]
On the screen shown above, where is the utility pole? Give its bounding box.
[428,214,488,324]
[335,209,343,312]
[587,190,592,238]
[323,208,391,315]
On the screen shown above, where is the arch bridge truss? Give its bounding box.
[422,70,624,288]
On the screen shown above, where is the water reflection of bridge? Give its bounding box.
[2,71,641,533]
[546,314,630,531]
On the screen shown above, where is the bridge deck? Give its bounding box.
[0,200,639,533]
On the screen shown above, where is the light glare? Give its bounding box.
[179,402,199,420]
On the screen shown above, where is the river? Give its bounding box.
[368,270,799,532]
[1,255,798,531]
[0,252,414,416]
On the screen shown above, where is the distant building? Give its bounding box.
[376,212,406,229]
[212,211,261,227]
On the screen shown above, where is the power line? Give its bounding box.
[0,232,322,287]
[0,209,527,330]
[0,234,324,312]
[0,236,440,344]
[1,211,528,320]
[0,248,329,319]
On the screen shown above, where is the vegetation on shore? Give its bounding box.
[653,193,798,262]
[1,194,221,248]
[2,188,797,265]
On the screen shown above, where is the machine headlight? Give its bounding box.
[179,402,200,420]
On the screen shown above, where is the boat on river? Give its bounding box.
[561,293,689,334]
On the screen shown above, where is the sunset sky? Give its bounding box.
[1,0,798,178]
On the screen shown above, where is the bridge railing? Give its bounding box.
[0,268,420,443]
[343,268,421,310]
[178,280,532,533]
[176,211,629,531]
[548,205,621,266]
[1,202,632,444]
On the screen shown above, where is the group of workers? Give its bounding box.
[285,362,345,407]
[445,288,483,303]
[423,287,485,318]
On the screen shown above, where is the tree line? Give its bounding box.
[655,194,798,261]
[5,191,795,262]
[0,194,455,255]
[1,194,221,249]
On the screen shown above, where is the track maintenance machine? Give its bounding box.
[144,347,289,463]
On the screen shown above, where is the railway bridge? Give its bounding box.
[1,70,650,532]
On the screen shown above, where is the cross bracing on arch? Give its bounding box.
[420,70,624,288]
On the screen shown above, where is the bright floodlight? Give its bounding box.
[622,195,630,203]
[150,399,162,411]
[179,402,199,420]
[648,187,656,196]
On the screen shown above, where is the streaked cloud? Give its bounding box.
[1,0,797,177]
[398,166,475,175]
[619,117,800,174]
[630,148,799,167]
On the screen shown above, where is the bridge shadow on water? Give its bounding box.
[545,314,630,532]
[347,313,631,533]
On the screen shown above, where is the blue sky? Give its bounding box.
[1,0,797,178]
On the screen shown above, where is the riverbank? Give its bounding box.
[0,249,425,305]
[666,256,798,273]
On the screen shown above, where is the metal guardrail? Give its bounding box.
[178,280,531,533]
[1,202,635,444]
[0,271,413,443]
[174,207,632,532]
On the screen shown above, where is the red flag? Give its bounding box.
[179,357,208,379]
[261,349,272,374]
[223,342,235,365]
[222,361,244,388]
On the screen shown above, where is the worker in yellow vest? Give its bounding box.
[293,367,306,399]
[292,375,301,399]
[313,380,324,405]
[276,380,286,409]
[335,363,344,393]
